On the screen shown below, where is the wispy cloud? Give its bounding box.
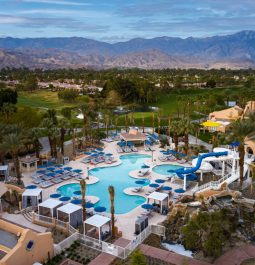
[19,0,90,6]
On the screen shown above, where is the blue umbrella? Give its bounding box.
[85,202,94,208]
[55,170,64,174]
[46,167,55,171]
[26,185,37,189]
[94,206,106,213]
[84,152,92,155]
[105,153,113,156]
[91,153,99,157]
[46,172,55,177]
[155,179,165,184]
[50,193,61,198]
[73,190,82,196]
[230,141,240,147]
[174,188,185,194]
[135,180,146,185]
[162,186,172,191]
[141,203,153,210]
[59,196,71,202]
[37,170,45,174]
[73,169,83,173]
[98,152,105,155]
[70,199,82,205]
[55,164,63,168]
[149,183,160,188]
[141,165,150,169]
[63,167,72,171]
[96,147,104,151]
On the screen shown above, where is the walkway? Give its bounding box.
[189,134,212,151]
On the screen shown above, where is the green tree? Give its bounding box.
[130,249,147,265]
[58,118,70,156]
[27,128,42,158]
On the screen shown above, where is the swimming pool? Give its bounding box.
[152,164,183,176]
[57,154,151,214]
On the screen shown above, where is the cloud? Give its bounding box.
[19,0,90,6]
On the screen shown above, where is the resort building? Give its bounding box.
[20,157,38,173]
[0,219,53,265]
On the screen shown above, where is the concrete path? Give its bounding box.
[189,134,213,151]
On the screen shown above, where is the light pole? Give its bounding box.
[151,150,154,163]
[87,166,90,179]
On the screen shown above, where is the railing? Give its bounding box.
[78,233,103,251]
[55,232,79,255]
[33,213,55,224]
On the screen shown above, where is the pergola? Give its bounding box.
[38,199,63,218]
[57,203,83,227]
[147,192,169,214]
[0,165,9,181]
[120,127,147,145]
[22,188,42,209]
[84,214,111,241]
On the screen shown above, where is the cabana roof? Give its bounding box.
[57,203,82,214]
[22,188,42,197]
[39,198,62,209]
[148,191,168,201]
[84,214,110,228]
[0,165,8,171]
[20,156,39,163]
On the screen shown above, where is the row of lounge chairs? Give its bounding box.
[159,154,186,164]
[144,145,155,152]
[82,155,116,165]
[116,146,138,153]
[102,135,120,142]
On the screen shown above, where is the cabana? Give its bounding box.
[38,199,63,218]
[22,188,42,209]
[0,165,9,181]
[84,214,111,241]
[147,192,169,214]
[120,127,147,145]
[20,156,38,173]
[57,203,83,227]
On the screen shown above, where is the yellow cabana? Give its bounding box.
[201,121,221,127]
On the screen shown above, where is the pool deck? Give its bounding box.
[16,141,194,240]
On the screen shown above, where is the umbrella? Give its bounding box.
[55,164,63,168]
[46,167,55,171]
[230,141,240,147]
[98,152,105,155]
[85,202,94,208]
[26,185,37,189]
[105,153,113,156]
[70,199,82,205]
[59,196,71,202]
[149,183,159,188]
[73,190,82,196]
[135,180,146,185]
[55,170,64,174]
[91,154,99,157]
[141,165,150,169]
[94,206,106,212]
[162,186,172,191]
[73,169,83,173]
[201,121,221,127]
[84,152,92,155]
[96,147,104,151]
[37,170,45,174]
[63,167,72,171]
[174,188,185,193]
[46,172,55,177]
[155,179,165,184]
[141,203,153,210]
[50,193,61,198]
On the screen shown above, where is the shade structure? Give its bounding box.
[162,186,172,191]
[55,170,64,174]
[63,167,72,171]
[73,169,83,173]
[59,196,71,202]
[84,152,92,155]
[37,170,45,174]
[50,193,61,199]
[230,141,240,147]
[141,203,153,210]
[98,152,105,155]
[149,183,160,188]
[141,165,150,169]
[46,172,55,177]
[155,179,165,184]
[85,202,94,208]
[73,190,82,196]
[96,147,104,151]
[46,167,55,171]
[135,180,146,185]
[174,188,185,193]
[91,153,99,157]
[201,121,221,127]
[70,199,82,205]
[105,153,113,156]
[26,184,37,189]
[94,206,106,213]
[55,164,63,168]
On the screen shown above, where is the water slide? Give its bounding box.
[175,151,228,179]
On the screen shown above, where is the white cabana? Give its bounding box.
[22,188,42,209]
[57,203,83,227]
[0,165,9,181]
[38,199,63,218]
[84,214,111,241]
[147,192,169,214]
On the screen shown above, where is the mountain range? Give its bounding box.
[1,31,255,69]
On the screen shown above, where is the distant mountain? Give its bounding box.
[0,31,255,69]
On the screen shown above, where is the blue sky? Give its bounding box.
[0,0,255,42]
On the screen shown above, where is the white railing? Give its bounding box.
[55,232,79,255]
[33,213,55,224]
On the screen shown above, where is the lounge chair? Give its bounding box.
[132,146,138,152]
[61,175,72,180]
[132,187,144,193]
[144,146,150,151]
[159,156,168,162]
[52,178,63,184]
[177,159,186,164]
[138,169,149,177]
[32,177,43,184]
[40,181,53,188]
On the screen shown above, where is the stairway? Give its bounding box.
[22,208,33,222]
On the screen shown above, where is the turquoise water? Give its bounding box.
[152,164,183,175]
[57,154,151,214]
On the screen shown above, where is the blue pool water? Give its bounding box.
[152,164,183,175]
[57,154,151,214]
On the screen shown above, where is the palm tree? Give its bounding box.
[179,118,195,155]
[58,118,70,156]
[27,128,42,158]
[80,179,86,221]
[152,112,155,133]
[229,118,255,186]
[0,132,24,185]
[170,119,180,151]
[108,185,115,238]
